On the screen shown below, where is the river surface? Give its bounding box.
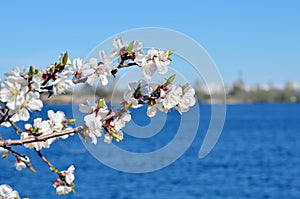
[1,104,300,199]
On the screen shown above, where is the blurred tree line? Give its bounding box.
[194,80,300,104]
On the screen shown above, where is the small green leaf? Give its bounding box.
[166,74,176,84]
[83,131,90,142]
[29,166,36,173]
[67,118,76,124]
[167,50,174,61]
[125,103,132,109]
[181,83,190,91]
[2,153,8,159]
[32,128,42,136]
[110,131,122,142]
[98,98,105,108]
[134,83,141,93]
[28,66,34,77]
[50,65,56,73]
[50,166,58,173]
[127,41,134,53]
[167,50,174,55]
[62,52,69,65]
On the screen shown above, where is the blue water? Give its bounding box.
[1,104,300,198]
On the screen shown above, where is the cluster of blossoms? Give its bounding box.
[79,98,130,144]
[53,165,75,195]
[124,75,196,117]
[0,67,43,126]
[21,110,74,151]
[0,37,196,196]
[0,184,21,199]
[0,37,172,126]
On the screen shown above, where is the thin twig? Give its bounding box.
[73,77,88,84]
[35,149,58,173]
[5,146,27,159]
[100,112,116,122]
[10,121,23,134]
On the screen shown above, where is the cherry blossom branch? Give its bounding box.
[111,62,140,77]
[0,110,120,148]
[0,126,83,147]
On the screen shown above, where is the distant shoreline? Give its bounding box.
[42,94,300,105]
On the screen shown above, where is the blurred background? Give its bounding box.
[1,1,299,103]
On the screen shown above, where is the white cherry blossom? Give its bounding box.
[112,37,125,52]
[114,130,124,142]
[4,66,26,78]
[55,165,75,195]
[124,80,152,108]
[52,75,74,95]
[10,108,30,123]
[0,121,11,127]
[147,101,168,118]
[104,133,112,144]
[65,165,75,185]
[48,110,66,132]
[111,110,131,131]
[132,40,143,53]
[111,37,144,69]
[72,58,91,80]
[82,99,109,144]
[82,58,109,86]
[141,62,156,79]
[15,156,30,171]
[24,91,43,111]
[48,110,72,140]
[111,37,126,58]
[73,57,83,71]
[31,73,44,93]
[10,91,43,122]
[0,79,28,110]
[79,98,97,114]
[99,50,113,66]
[0,147,8,154]
[176,87,196,113]
[56,186,72,195]
[15,161,26,171]
[0,184,20,199]
[84,114,103,144]
[138,48,171,79]
[21,118,54,151]
[162,85,182,109]
[111,37,143,57]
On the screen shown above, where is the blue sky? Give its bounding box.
[0,1,299,86]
